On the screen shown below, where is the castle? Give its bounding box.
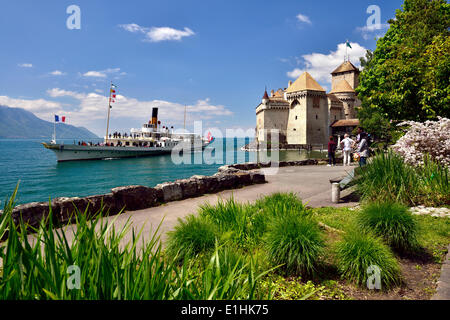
[255,61,361,147]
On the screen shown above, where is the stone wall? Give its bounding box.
[6,169,267,231]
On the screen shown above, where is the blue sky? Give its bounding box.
[0,0,403,136]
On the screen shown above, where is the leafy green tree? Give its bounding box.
[356,0,450,123]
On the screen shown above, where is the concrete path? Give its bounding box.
[432,245,450,300]
[103,165,358,245]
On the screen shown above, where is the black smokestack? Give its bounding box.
[151,107,158,128]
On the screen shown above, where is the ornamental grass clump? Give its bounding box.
[0,186,272,300]
[356,150,420,205]
[165,214,218,261]
[265,213,324,276]
[335,230,402,289]
[357,201,418,252]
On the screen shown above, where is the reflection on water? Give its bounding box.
[0,138,328,205]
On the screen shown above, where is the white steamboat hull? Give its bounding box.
[42,143,207,162]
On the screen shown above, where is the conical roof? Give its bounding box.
[262,89,269,100]
[331,61,359,74]
[330,80,355,93]
[286,72,325,93]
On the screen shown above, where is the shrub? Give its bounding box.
[393,117,450,167]
[356,150,449,206]
[254,192,310,218]
[265,213,324,276]
[335,230,402,289]
[166,214,218,261]
[198,198,255,247]
[357,202,418,252]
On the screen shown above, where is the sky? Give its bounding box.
[0,0,404,137]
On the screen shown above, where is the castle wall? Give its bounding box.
[331,72,359,90]
[286,97,307,145]
[256,104,289,142]
[306,94,329,145]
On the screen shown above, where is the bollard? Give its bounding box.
[331,182,340,203]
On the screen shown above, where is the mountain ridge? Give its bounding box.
[0,105,99,139]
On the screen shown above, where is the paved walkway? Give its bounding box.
[101,165,358,245]
[432,245,450,300]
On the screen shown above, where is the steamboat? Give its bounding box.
[43,83,213,162]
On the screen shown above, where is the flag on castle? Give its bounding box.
[346,40,352,49]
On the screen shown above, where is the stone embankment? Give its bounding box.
[5,159,337,232]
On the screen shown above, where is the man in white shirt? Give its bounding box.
[340,134,355,166]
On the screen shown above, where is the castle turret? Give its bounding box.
[330,80,357,119]
[262,89,269,105]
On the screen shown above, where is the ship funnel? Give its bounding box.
[151,107,158,129]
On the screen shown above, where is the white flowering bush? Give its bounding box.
[392,117,450,167]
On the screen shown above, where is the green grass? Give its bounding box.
[335,229,402,289]
[165,214,218,261]
[265,213,325,276]
[0,187,272,300]
[357,201,418,252]
[355,150,449,207]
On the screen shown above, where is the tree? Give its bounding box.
[359,50,373,69]
[356,0,450,123]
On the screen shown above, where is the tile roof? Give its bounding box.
[331,119,360,127]
[330,80,355,93]
[286,72,325,93]
[331,61,359,74]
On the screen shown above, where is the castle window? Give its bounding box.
[295,116,298,120]
[315,115,318,120]
[293,128,296,131]
[334,115,337,120]
[313,97,320,108]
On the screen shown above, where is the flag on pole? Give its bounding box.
[55,115,59,122]
[62,116,66,123]
[346,40,352,49]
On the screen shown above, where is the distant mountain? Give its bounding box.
[0,105,99,139]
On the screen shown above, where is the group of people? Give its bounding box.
[327,127,370,167]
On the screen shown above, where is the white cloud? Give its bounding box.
[50,70,66,76]
[82,68,122,78]
[296,13,311,24]
[18,63,33,68]
[0,95,64,120]
[356,23,389,40]
[0,89,232,136]
[286,42,368,85]
[119,23,195,42]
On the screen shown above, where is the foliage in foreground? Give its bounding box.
[335,230,402,290]
[357,202,418,252]
[356,150,449,206]
[0,189,272,300]
[265,213,324,276]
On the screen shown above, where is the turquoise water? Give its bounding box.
[0,138,327,205]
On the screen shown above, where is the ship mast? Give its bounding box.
[184,105,187,130]
[105,81,113,144]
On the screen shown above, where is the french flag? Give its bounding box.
[55,115,66,123]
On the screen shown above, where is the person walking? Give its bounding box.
[327,136,337,167]
[356,132,369,167]
[340,134,355,166]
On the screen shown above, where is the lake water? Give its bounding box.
[0,138,327,205]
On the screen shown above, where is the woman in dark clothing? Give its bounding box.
[327,136,337,166]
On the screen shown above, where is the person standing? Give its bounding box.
[356,132,369,167]
[327,136,337,167]
[340,134,355,166]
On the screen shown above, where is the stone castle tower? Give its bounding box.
[255,61,360,147]
[285,72,328,145]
